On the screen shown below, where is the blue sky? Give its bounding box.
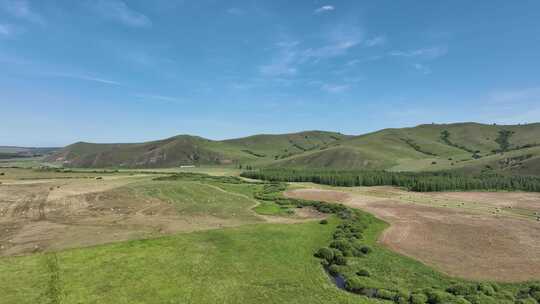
[1,0,540,146]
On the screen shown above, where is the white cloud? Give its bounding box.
[389,46,447,60]
[46,72,122,85]
[92,0,151,28]
[226,7,244,15]
[0,0,42,23]
[314,5,335,14]
[134,93,182,103]
[412,63,431,75]
[365,35,387,47]
[321,83,349,93]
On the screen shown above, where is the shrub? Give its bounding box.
[531,291,540,302]
[394,292,410,304]
[477,283,495,296]
[352,248,364,257]
[344,277,365,294]
[359,246,372,254]
[454,296,473,304]
[330,239,353,253]
[334,254,347,266]
[447,283,476,296]
[424,289,451,304]
[327,264,340,276]
[319,219,328,225]
[517,288,531,299]
[410,293,428,304]
[314,247,334,262]
[530,284,540,292]
[376,289,396,300]
[356,269,370,277]
[319,259,329,267]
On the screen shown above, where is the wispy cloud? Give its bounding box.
[412,63,431,75]
[389,46,447,60]
[46,72,122,85]
[134,93,182,103]
[0,23,15,37]
[346,55,383,66]
[91,0,151,28]
[259,25,365,77]
[321,83,349,93]
[365,35,387,47]
[226,7,244,15]
[302,24,364,62]
[302,40,359,61]
[0,0,42,23]
[314,5,335,14]
[259,40,299,77]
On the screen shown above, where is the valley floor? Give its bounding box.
[1,167,539,303]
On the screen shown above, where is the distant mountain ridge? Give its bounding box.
[0,146,59,159]
[45,123,540,175]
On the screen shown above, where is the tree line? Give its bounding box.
[241,168,540,192]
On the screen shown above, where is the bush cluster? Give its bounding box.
[154,172,245,184]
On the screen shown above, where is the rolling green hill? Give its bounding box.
[271,123,540,175]
[44,123,540,175]
[45,131,349,168]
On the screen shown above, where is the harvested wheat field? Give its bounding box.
[286,186,540,282]
[0,170,268,256]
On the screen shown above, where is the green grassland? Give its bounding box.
[273,123,540,174]
[132,180,261,222]
[1,172,539,303]
[1,220,364,304]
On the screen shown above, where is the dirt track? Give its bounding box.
[286,187,540,282]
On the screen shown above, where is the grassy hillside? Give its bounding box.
[223,131,350,160]
[273,123,540,175]
[43,123,540,175]
[45,131,349,168]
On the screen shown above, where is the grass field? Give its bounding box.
[0,219,366,304]
[2,168,540,303]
